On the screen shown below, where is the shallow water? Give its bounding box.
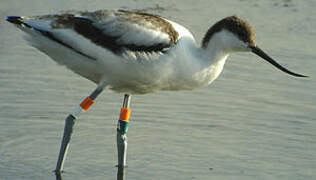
[0,0,315,179]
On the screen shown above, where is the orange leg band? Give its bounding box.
[80,97,94,111]
[119,107,131,121]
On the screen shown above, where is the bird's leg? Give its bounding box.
[55,83,106,175]
[116,94,131,179]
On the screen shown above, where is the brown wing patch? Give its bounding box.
[116,10,179,44]
[46,10,180,54]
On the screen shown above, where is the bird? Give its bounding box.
[6,9,306,174]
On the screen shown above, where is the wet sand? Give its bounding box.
[0,0,315,179]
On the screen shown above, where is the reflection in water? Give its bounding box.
[53,166,126,180]
[117,166,126,180]
[55,171,63,180]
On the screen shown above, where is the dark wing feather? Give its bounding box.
[52,10,180,55]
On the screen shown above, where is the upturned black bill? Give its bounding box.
[250,46,307,77]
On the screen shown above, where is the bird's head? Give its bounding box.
[202,16,307,77]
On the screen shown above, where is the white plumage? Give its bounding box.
[6,9,306,175]
[6,9,306,94]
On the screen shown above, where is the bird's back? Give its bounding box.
[7,10,203,94]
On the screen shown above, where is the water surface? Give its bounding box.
[0,0,315,179]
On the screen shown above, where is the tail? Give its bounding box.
[6,15,48,44]
[6,16,31,28]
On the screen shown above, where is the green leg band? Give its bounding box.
[117,120,129,134]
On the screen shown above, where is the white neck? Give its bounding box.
[201,30,245,61]
[194,31,238,86]
[159,30,244,90]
